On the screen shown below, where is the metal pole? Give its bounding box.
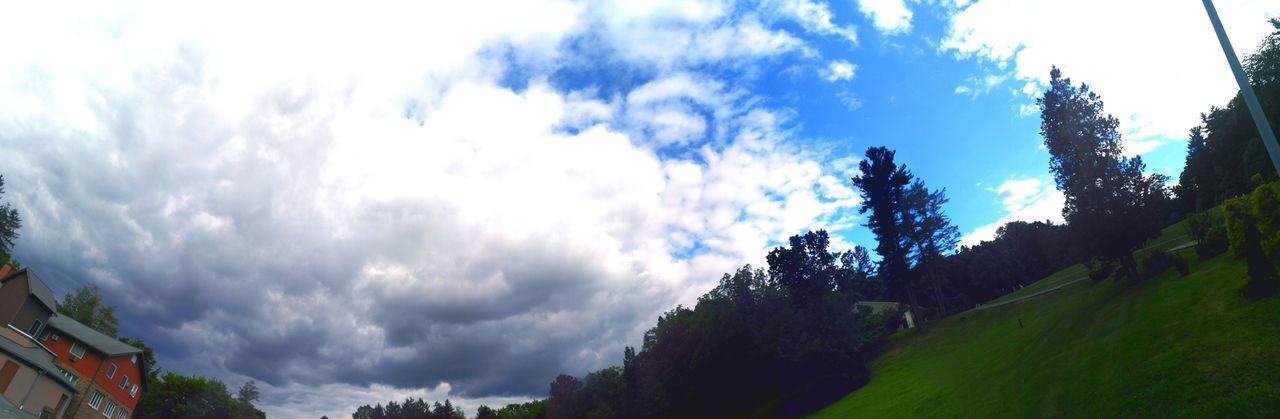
[1202,0,1280,177]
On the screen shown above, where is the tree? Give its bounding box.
[1038,67,1168,281]
[236,380,260,405]
[851,147,925,330]
[546,374,583,419]
[57,284,121,337]
[134,372,264,419]
[902,180,960,316]
[475,405,498,419]
[0,174,20,262]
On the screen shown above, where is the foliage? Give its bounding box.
[236,380,260,405]
[490,400,546,419]
[56,284,121,337]
[1187,211,1229,260]
[0,175,20,262]
[1038,67,1169,281]
[902,180,961,316]
[1141,252,1174,278]
[1089,259,1117,282]
[1223,185,1280,298]
[538,230,894,418]
[851,147,922,328]
[351,398,465,419]
[943,220,1080,302]
[1177,21,1280,211]
[118,336,162,385]
[134,372,264,419]
[1170,253,1190,277]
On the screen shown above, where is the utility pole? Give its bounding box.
[1202,0,1280,177]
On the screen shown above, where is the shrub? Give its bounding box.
[1197,224,1230,261]
[1142,252,1173,278]
[1224,195,1279,298]
[1170,253,1190,276]
[1088,260,1116,282]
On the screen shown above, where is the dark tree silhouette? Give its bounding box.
[851,147,924,330]
[0,174,20,261]
[1038,67,1168,280]
[1178,20,1280,211]
[903,180,960,316]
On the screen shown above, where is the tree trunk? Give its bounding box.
[906,277,927,332]
[931,271,948,317]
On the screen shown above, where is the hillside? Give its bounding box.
[813,220,1280,417]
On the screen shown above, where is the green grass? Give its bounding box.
[813,221,1280,418]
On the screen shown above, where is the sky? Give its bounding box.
[0,1,1276,417]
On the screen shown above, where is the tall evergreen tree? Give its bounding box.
[903,181,960,316]
[1038,67,1168,280]
[850,147,924,330]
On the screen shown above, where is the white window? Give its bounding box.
[102,401,116,417]
[70,343,86,361]
[130,385,138,398]
[29,319,42,335]
[51,333,59,341]
[56,366,78,384]
[88,391,104,410]
[120,375,129,389]
[106,363,117,378]
[115,410,127,419]
[130,354,137,364]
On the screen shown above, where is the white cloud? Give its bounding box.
[857,0,914,35]
[959,178,1065,246]
[824,60,859,82]
[0,1,864,417]
[942,0,1279,154]
[771,0,861,45]
[954,85,973,94]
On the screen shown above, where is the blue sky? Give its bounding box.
[0,1,1277,417]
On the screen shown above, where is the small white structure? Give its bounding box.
[854,301,915,329]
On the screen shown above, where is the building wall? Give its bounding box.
[25,375,71,418]
[42,334,139,419]
[40,332,102,382]
[93,354,141,411]
[0,351,73,418]
[0,352,37,404]
[14,295,53,335]
[0,274,30,326]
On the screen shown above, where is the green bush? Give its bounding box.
[1224,191,1279,298]
[1169,253,1190,276]
[1088,260,1116,282]
[1141,252,1176,278]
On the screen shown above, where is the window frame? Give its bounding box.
[70,342,86,361]
[119,375,129,390]
[106,363,117,378]
[102,400,116,417]
[88,390,104,410]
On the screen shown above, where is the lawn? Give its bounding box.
[812,220,1280,418]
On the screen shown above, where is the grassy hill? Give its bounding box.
[813,219,1280,417]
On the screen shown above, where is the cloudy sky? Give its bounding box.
[0,0,1276,417]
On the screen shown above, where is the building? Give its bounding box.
[0,264,146,419]
[0,269,57,339]
[40,317,144,419]
[0,268,77,419]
